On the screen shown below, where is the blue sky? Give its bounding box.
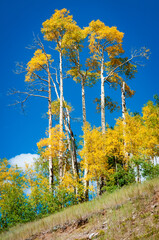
[1,0,159,160]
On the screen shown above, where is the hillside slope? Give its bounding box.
[1,178,159,240]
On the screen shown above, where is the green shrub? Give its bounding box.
[141,161,159,179]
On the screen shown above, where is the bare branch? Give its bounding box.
[50,75,60,99]
[8,89,48,98]
[104,47,150,82]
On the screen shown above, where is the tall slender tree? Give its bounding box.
[65,26,98,200]
[84,20,124,194]
[85,20,124,133]
[9,41,56,189]
[51,98,79,179]
[25,47,55,189]
[85,21,150,135]
[41,8,78,180]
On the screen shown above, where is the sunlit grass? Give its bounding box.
[0,178,159,240]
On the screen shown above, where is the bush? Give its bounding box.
[141,161,159,179]
[102,164,136,193]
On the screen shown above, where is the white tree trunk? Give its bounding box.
[59,47,63,181]
[82,81,86,126]
[48,70,53,190]
[101,51,105,134]
[64,118,74,170]
[67,113,79,176]
[122,81,126,121]
[51,71,78,181]
[76,48,89,200]
[99,50,105,195]
[64,114,78,177]
[81,80,89,201]
[121,81,127,161]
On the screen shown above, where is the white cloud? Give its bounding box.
[9,153,39,170]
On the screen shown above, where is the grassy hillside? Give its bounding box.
[1,178,159,240]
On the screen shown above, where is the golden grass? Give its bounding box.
[0,178,159,240]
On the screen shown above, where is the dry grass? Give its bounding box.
[0,178,159,240]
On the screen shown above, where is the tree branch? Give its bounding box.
[104,47,150,82]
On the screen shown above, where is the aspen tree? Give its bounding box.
[142,100,159,159]
[106,54,151,165]
[85,20,124,133]
[80,123,109,196]
[9,36,61,190]
[66,26,98,200]
[25,47,55,189]
[106,56,136,120]
[41,9,78,180]
[84,21,124,194]
[51,99,79,178]
[37,125,66,162]
[85,20,150,136]
[47,66,78,179]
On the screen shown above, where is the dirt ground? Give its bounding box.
[26,189,159,240]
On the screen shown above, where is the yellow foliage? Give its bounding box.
[106,124,125,159]
[107,72,123,85]
[41,8,82,52]
[116,108,159,160]
[0,158,28,211]
[51,99,72,118]
[62,26,86,51]
[125,83,135,97]
[80,123,109,181]
[0,159,27,188]
[85,19,124,54]
[142,101,159,157]
[25,49,52,82]
[37,125,66,160]
[79,104,158,182]
[67,68,81,83]
[80,121,129,182]
[60,172,77,193]
[106,44,124,58]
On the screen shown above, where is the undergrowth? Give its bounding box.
[0,178,159,240]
